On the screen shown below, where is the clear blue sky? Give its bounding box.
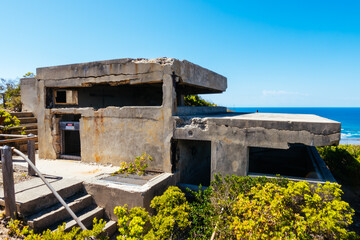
[1,0,359,107]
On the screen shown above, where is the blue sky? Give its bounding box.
[1,0,359,107]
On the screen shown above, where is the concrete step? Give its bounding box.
[28,194,93,232]
[24,129,38,135]
[8,123,38,130]
[18,117,37,124]
[62,206,105,232]
[101,220,118,238]
[11,112,34,118]
[0,178,84,217]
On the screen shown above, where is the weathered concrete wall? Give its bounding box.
[20,78,38,115]
[37,73,176,172]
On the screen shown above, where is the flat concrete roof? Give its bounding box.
[210,113,340,124]
[175,112,341,137]
[35,58,227,92]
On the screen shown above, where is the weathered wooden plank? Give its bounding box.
[1,145,17,219]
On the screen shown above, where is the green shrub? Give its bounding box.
[114,186,191,240]
[7,218,108,240]
[113,204,150,240]
[187,175,358,239]
[0,109,20,133]
[317,145,360,185]
[184,95,216,107]
[231,181,356,239]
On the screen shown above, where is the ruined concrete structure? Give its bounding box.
[21,58,341,185]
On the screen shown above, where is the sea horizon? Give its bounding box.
[228,107,360,145]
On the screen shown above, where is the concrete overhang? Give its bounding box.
[35,58,227,93]
[174,112,341,148]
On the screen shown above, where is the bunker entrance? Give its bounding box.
[59,115,81,160]
[173,140,211,186]
[248,144,321,180]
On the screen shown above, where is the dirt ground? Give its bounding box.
[0,164,34,188]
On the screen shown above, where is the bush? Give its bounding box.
[231,181,356,239]
[0,109,20,133]
[184,95,216,107]
[187,175,358,239]
[317,145,360,185]
[7,218,108,240]
[114,175,358,239]
[114,186,191,240]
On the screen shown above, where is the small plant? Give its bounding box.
[7,219,31,237]
[0,109,20,133]
[113,153,153,176]
[114,186,191,240]
[6,218,108,239]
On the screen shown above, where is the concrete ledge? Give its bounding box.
[176,106,227,116]
[84,173,175,220]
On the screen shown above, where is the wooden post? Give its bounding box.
[1,145,17,219]
[27,134,36,176]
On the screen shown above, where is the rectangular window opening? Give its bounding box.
[46,83,162,109]
[248,144,321,180]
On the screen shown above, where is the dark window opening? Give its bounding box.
[173,140,211,186]
[46,83,163,109]
[249,144,320,179]
[55,90,67,103]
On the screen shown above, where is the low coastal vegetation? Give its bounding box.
[114,175,358,239]
[318,145,360,185]
[5,218,108,239]
[3,146,360,239]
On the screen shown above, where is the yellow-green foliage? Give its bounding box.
[0,109,20,133]
[114,205,150,240]
[317,145,360,185]
[231,181,355,239]
[184,95,217,107]
[114,186,191,240]
[7,218,108,240]
[187,175,358,239]
[113,153,153,176]
[147,186,191,239]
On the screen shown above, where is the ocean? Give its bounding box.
[228,107,360,145]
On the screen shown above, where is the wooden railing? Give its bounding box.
[0,134,87,230]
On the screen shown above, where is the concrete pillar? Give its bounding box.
[211,141,249,180]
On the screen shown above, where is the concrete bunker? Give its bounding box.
[20,58,341,185]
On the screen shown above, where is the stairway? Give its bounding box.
[8,112,38,151]
[0,178,117,237]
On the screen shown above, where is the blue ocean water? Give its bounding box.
[228,107,360,145]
